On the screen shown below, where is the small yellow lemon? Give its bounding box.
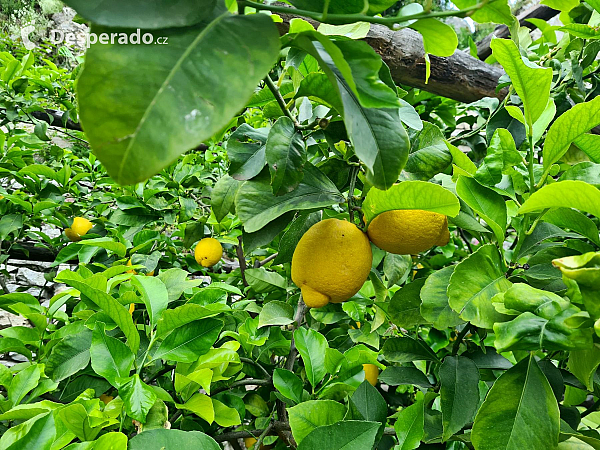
[244,437,272,449]
[129,303,135,315]
[367,210,449,255]
[126,259,137,274]
[291,219,372,309]
[65,217,93,242]
[194,238,223,268]
[363,364,379,386]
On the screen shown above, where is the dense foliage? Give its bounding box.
[1,0,600,449]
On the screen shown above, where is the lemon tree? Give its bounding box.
[1,0,600,449]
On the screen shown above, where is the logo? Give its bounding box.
[21,24,36,50]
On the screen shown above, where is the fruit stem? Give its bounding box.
[348,165,359,224]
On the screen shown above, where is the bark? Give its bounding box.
[476,4,559,60]
[276,11,507,103]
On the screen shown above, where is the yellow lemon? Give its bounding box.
[244,437,272,449]
[363,364,379,386]
[367,210,449,255]
[129,303,135,315]
[126,259,137,274]
[291,219,372,309]
[194,238,223,268]
[65,217,93,242]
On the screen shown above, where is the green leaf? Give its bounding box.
[381,337,439,363]
[0,214,23,240]
[4,411,56,450]
[475,128,523,187]
[176,392,214,423]
[131,275,169,328]
[378,367,433,388]
[0,337,32,360]
[471,355,560,450]
[245,268,287,293]
[78,13,280,185]
[383,253,412,287]
[294,327,328,388]
[93,432,128,450]
[363,181,460,225]
[568,347,600,391]
[439,356,480,441]
[157,268,203,302]
[420,266,463,330]
[389,278,427,329]
[266,116,307,196]
[211,175,241,222]
[78,238,126,257]
[57,271,140,353]
[235,163,343,233]
[448,244,511,328]
[62,0,218,28]
[46,329,92,382]
[544,207,600,247]
[395,398,424,450]
[153,318,223,363]
[405,122,452,180]
[452,0,513,24]
[227,124,269,181]
[119,374,157,423]
[297,420,381,450]
[295,73,344,112]
[275,211,322,265]
[58,403,104,442]
[519,181,600,219]
[560,162,600,187]
[350,380,388,423]
[90,322,134,387]
[258,301,294,328]
[491,39,551,127]
[8,364,42,407]
[542,0,579,10]
[155,303,228,338]
[573,133,600,163]
[409,19,457,57]
[542,96,600,172]
[274,368,304,404]
[288,400,347,444]
[456,176,507,243]
[212,398,241,427]
[128,429,220,450]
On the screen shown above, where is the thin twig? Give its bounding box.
[452,324,471,356]
[237,236,248,288]
[581,399,600,418]
[144,364,175,384]
[213,424,396,442]
[258,253,278,267]
[240,357,272,379]
[0,274,10,294]
[256,420,274,449]
[211,378,272,396]
[264,75,301,128]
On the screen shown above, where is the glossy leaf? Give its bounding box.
[420,266,463,330]
[90,322,134,387]
[266,117,307,196]
[294,327,328,388]
[273,368,304,404]
[350,380,388,423]
[519,180,600,219]
[211,175,241,222]
[452,0,513,24]
[45,329,92,382]
[405,122,452,180]
[568,347,600,390]
[227,124,269,181]
[363,181,460,225]
[258,301,294,328]
[155,303,228,338]
[389,278,427,329]
[378,367,433,388]
[297,420,380,450]
[153,318,223,363]
[381,337,439,363]
[395,398,425,450]
[131,275,169,328]
[439,356,480,441]
[119,375,157,423]
[448,244,511,328]
[288,400,346,444]
[471,355,560,450]
[78,13,280,184]
[128,429,220,450]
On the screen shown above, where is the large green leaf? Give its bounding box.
[574,133,600,163]
[258,301,294,328]
[474,128,523,187]
[420,266,463,330]
[490,39,551,128]
[378,367,433,388]
[297,420,380,450]
[90,322,134,387]
[409,19,458,58]
[155,303,228,338]
[176,392,214,423]
[56,271,140,353]
[273,368,304,404]
[363,181,460,225]
[456,176,507,244]
[131,275,169,328]
[45,329,92,382]
[543,208,600,247]
[395,398,424,450]
[129,429,220,450]
[62,0,218,28]
[519,180,600,219]
[77,12,280,184]
[266,117,307,196]
[350,381,388,424]
[78,238,127,257]
[288,0,395,14]
[439,356,480,441]
[448,244,511,328]
[235,164,343,233]
[543,96,600,173]
[153,318,223,363]
[4,411,56,450]
[471,355,560,450]
[389,278,427,329]
[405,122,452,180]
[211,175,241,222]
[288,400,346,444]
[452,0,513,24]
[8,364,42,407]
[568,346,600,391]
[381,337,439,363]
[118,375,157,423]
[294,327,328,388]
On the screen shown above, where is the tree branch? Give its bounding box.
[211,378,272,396]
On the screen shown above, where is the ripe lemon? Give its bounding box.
[244,437,272,449]
[291,219,372,309]
[367,210,449,255]
[65,216,93,242]
[194,238,223,267]
[363,364,379,386]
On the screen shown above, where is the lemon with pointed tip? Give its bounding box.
[363,364,379,386]
[367,210,450,255]
[65,217,93,242]
[291,219,372,309]
[194,238,223,268]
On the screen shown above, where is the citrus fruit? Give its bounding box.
[194,238,223,267]
[244,437,272,449]
[291,219,372,308]
[363,364,379,386]
[99,394,114,405]
[65,216,93,242]
[367,210,449,255]
[126,259,137,274]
